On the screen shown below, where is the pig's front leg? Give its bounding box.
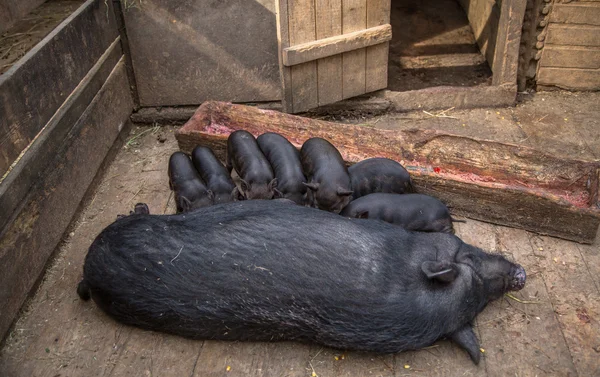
[450,325,481,365]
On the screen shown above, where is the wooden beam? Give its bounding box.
[282,24,392,66]
[0,61,133,342]
[175,101,600,244]
[0,0,118,177]
[0,38,122,232]
[492,0,527,86]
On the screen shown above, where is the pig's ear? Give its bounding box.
[268,178,278,190]
[303,182,319,191]
[356,210,369,219]
[273,188,284,198]
[421,261,458,283]
[337,188,353,196]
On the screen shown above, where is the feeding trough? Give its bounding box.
[176,101,600,244]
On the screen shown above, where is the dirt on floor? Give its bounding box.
[317,91,600,163]
[0,0,85,75]
[387,0,492,91]
[1,87,599,376]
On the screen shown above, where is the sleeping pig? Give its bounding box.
[168,152,214,212]
[300,137,353,213]
[340,193,463,233]
[348,157,413,199]
[226,130,278,200]
[257,132,307,205]
[78,200,525,365]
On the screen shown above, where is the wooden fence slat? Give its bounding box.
[366,0,391,92]
[315,0,343,106]
[276,0,294,112]
[288,0,318,112]
[283,24,391,66]
[342,0,367,99]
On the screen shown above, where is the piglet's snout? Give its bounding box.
[509,265,526,291]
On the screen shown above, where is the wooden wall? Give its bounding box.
[121,0,281,107]
[458,0,502,72]
[0,0,134,341]
[537,1,600,90]
[0,0,46,33]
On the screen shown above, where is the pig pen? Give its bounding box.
[1,0,600,376]
[1,123,599,377]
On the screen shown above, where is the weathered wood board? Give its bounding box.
[0,0,118,177]
[276,0,391,113]
[122,0,281,107]
[0,61,133,342]
[176,101,600,243]
[0,38,122,232]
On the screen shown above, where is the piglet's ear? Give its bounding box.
[179,196,193,212]
[240,179,250,193]
[268,178,278,190]
[337,188,353,196]
[273,188,284,199]
[302,182,319,191]
[356,210,369,219]
[421,261,458,283]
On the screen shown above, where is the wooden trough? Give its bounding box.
[176,101,600,244]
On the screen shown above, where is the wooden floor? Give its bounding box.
[0,123,599,377]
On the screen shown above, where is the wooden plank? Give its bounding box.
[175,101,600,243]
[550,3,600,26]
[276,0,294,113]
[192,341,310,377]
[342,0,367,99]
[287,0,319,113]
[0,0,118,177]
[122,0,281,107]
[365,0,391,93]
[528,235,600,376]
[492,0,527,87]
[479,226,579,376]
[457,0,501,70]
[0,61,133,342]
[315,0,343,106]
[0,37,122,233]
[540,46,600,69]
[537,67,600,90]
[0,122,178,376]
[283,24,391,66]
[384,86,516,112]
[546,24,600,46]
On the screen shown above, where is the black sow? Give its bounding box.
[78,201,525,364]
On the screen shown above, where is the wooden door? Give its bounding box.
[276,0,392,113]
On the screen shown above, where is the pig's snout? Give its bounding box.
[509,265,526,291]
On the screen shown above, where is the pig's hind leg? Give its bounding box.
[450,325,481,364]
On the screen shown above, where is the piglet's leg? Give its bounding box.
[450,325,481,365]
